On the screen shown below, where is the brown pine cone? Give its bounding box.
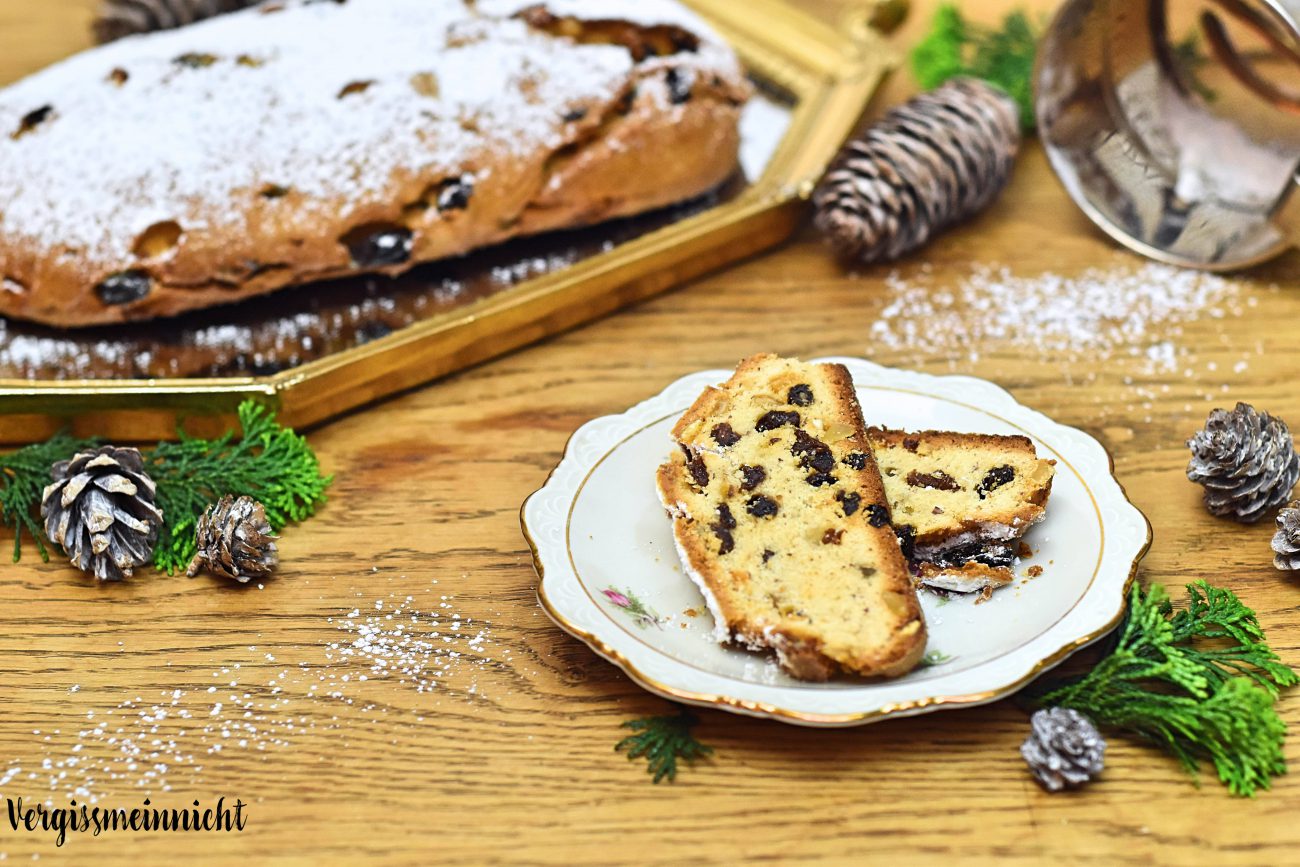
[93,0,258,44]
[813,77,1021,265]
[1187,402,1300,523]
[1273,503,1300,571]
[187,495,278,583]
[40,446,163,582]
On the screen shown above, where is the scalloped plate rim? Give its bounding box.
[522,358,1152,727]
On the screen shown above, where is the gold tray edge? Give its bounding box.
[0,1,891,442]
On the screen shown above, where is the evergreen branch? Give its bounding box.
[0,402,330,576]
[910,5,968,92]
[1172,34,1219,103]
[910,4,1041,132]
[616,709,713,783]
[149,402,332,574]
[0,432,100,562]
[1030,581,1296,796]
[1168,581,1299,697]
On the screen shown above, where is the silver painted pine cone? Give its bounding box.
[813,77,1021,265]
[40,446,163,582]
[1021,708,1106,792]
[1187,402,1300,523]
[1273,502,1300,571]
[93,0,257,44]
[187,495,278,583]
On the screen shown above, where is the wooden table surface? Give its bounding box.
[3,1,1300,864]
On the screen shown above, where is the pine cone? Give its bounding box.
[1021,707,1106,792]
[93,0,257,44]
[813,77,1021,265]
[187,495,278,583]
[40,446,163,582]
[1273,502,1300,571]
[1187,402,1300,523]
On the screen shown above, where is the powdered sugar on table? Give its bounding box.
[0,578,512,807]
[870,261,1266,374]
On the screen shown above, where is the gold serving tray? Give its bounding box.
[0,0,891,442]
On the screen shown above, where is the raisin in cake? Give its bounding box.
[656,355,927,681]
[868,428,1055,595]
[0,0,749,326]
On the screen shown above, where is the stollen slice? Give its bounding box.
[868,427,1055,595]
[656,354,927,681]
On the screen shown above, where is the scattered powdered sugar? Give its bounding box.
[0,0,742,268]
[326,592,507,697]
[870,261,1265,374]
[0,581,508,807]
[5,673,325,807]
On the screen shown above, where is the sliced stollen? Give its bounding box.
[868,427,1055,594]
[656,354,927,681]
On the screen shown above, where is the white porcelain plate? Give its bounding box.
[522,358,1151,726]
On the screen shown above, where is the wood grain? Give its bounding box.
[2,1,1300,864]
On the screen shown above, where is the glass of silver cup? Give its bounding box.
[1036,0,1300,270]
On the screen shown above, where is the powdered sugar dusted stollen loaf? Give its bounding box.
[868,428,1055,594]
[656,355,927,681]
[0,0,749,327]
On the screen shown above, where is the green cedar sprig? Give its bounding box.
[910,4,1040,132]
[0,401,330,575]
[0,432,100,562]
[1029,581,1297,797]
[1170,34,1228,103]
[148,401,331,574]
[616,709,714,783]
